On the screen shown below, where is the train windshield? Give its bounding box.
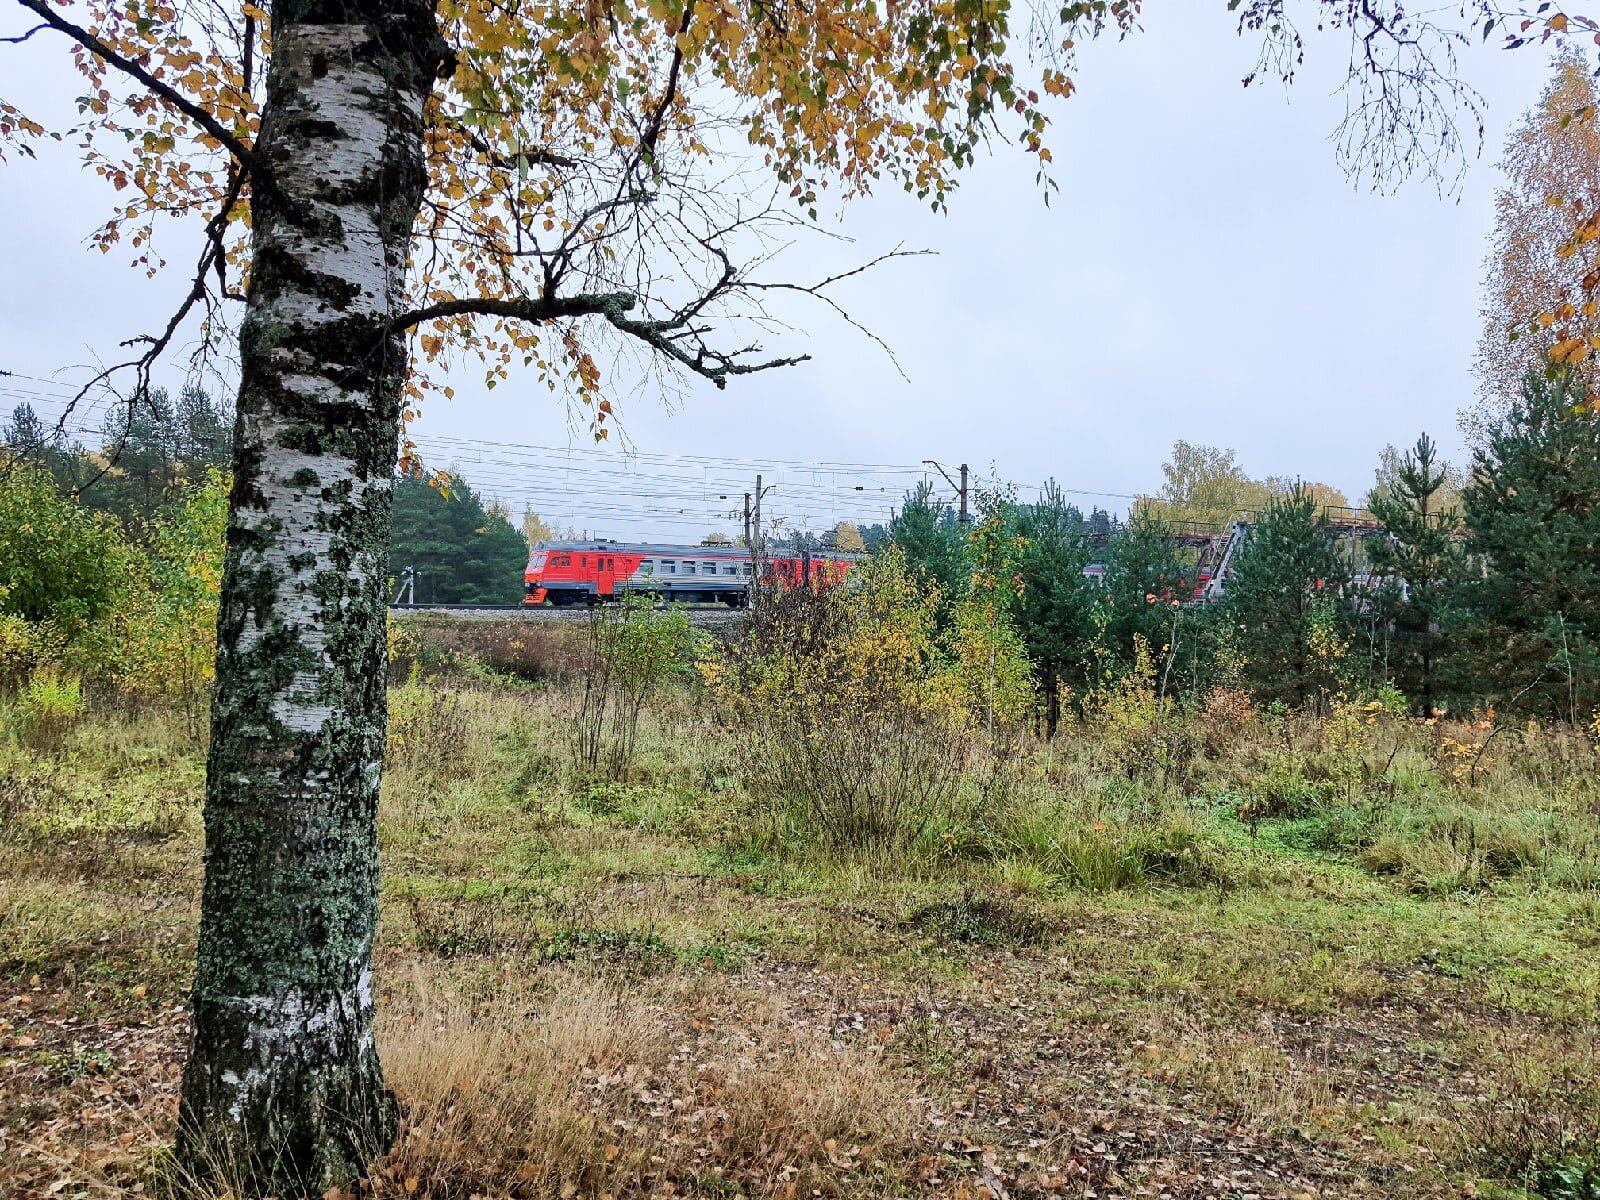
[527,551,549,573]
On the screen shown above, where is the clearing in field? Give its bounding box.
[4,599,1598,1200]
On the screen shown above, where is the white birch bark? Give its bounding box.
[178,6,445,1191]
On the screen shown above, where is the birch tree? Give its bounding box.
[0,0,1581,1191]
[1472,52,1600,434]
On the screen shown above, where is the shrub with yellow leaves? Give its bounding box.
[705,548,1018,851]
[1433,710,1497,789]
[1088,635,1198,791]
[111,468,228,727]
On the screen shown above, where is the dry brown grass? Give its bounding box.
[1443,1026,1600,1192]
[390,616,589,682]
[1137,1024,1340,1136]
[374,968,914,1198]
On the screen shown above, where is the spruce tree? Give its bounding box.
[889,481,969,624]
[1222,484,1352,708]
[1365,433,1465,712]
[1458,371,1600,721]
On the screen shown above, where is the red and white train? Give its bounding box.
[524,540,857,607]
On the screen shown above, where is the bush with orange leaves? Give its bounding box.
[1430,710,1496,789]
[1197,686,1259,759]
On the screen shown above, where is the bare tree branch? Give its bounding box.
[446,116,579,172]
[23,160,248,464]
[0,21,45,43]
[393,288,810,387]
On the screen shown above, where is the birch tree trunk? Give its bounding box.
[178,4,444,1189]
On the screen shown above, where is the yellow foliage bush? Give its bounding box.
[6,668,86,750]
[107,468,227,718]
[1088,636,1197,789]
[705,548,1027,849]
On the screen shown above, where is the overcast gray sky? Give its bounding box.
[0,5,1565,540]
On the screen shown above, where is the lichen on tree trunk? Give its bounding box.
[178,4,445,1191]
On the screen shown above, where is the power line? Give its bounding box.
[974,473,1140,503]
[415,431,931,475]
[3,384,1147,536]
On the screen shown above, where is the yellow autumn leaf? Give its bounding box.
[1550,337,1591,364]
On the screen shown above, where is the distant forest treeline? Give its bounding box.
[4,365,1598,722]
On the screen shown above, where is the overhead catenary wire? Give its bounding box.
[1,376,1147,539]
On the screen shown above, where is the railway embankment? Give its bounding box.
[388,606,742,679]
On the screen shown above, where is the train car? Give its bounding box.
[524,540,857,607]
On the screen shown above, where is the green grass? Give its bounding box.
[4,682,1600,1198]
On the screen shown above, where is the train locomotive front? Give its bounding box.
[524,540,854,607]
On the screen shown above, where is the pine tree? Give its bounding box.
[1458,371,1600,721]
[1097,516,1191,675]
[174,386,233,468]
[101,390,180,518]
[1223,485,1353,708]
[1008,484,1098,735]
[3,402,52,454]
[73,388,233,526]
[1365,434,1466,712]
[3,403,84,499]
[388,472,530,605]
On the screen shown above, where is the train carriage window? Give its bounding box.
[701,562,717,575]
[639,560,654,576]
[721,564,738,576]
[659,560,676,574]
[682,562,696,575]
[741,563,751,576]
